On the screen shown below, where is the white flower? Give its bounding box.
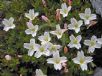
[25,22,38,37]
[84,35,101,53]
[2,17,15,31]
[60,3,71,17]
[35,69,47,76]
[25,9,39,21]
[68,18,83,33]
[47,42,62,55]
[68,35,82,49]
[50,24,67,39]
[24,39,39,56]
[72,51,93,71]
[34,44,50,58]
[97,37,102,45]
[38,32,51,44]
[47,51,67,70]
[79,8,96,25]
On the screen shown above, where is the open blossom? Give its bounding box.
[25,9,39,21]
[38,32,51,44]
[68,18,83,33]
[68,35,82,49]
[24,39,39,56]
[84,35,101,53]
[72,51,93,71]
[50,24,67,39]
[47,42,62,55]
[47,51,67,70]
[34,44,50,58]
[60,3,71,17]
[25,21,38,37]
[35,69,47,76]
[79,8,96,25]
[2,17,15,31]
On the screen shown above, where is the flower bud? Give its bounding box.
[5,55,11,60]
[41,15,49,22]
[56,9,61,21]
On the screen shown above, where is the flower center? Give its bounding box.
[55,58,60,64]
[50,46,56,51]
[44,36,48,41]
[31,28,35,32]
[80,58,84,64]
[90,41,95,46]
[75,24,78,28]
[30,45,34,50]
[73,39,78,44]
[40,47,45,52]
[64,9,67,14]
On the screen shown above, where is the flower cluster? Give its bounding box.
[2,2,102,75]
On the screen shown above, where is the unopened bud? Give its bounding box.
[5,55,11,60]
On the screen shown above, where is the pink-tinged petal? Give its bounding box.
[60,57,67,63]
[26,22,34,29]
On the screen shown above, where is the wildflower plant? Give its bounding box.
[0,0,102,76]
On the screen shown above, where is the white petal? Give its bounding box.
[89,14,96,20]
[34,51,42,58]
[24,43,30,49]
[79,13,86,20]
[80,64,88,71]
[34,12,39,17]
[97,38,102,44]
[9,17,14,22]
[84,40,90,46]
[54,64,62,70]
[85,8,91,15]
[75,43,81,49]
[47,58,54,64]
[70,35,75,41]
[60,57,67,63]
[76,35,82,42]
[85,57,93,63]
[85,20,90,25]
[25,29,32,34]
[3,27,10,31]
[28,50,34,56]
[78,20,83,27]
[72,57,80,64]
[56,24,61,30]
[88,47,95,53]
[68,6,71,11]
[95,43,101,48]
